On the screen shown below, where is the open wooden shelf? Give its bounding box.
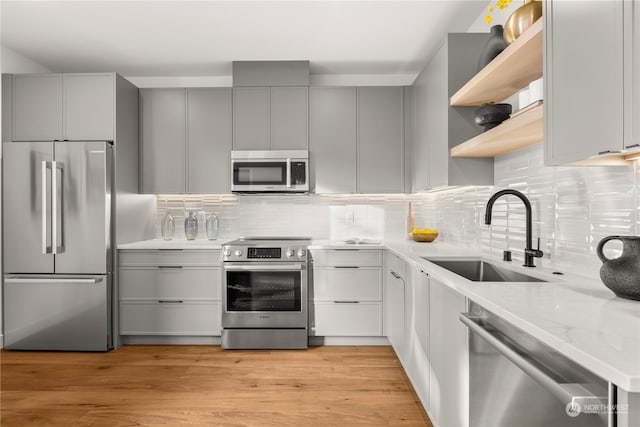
[450,18,543,107]
[450,103,543,157]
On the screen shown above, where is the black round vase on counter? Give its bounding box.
[597,235,640,301]
[474,103,512,132]
[478,25,507,71]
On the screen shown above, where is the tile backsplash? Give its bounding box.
[411,144,639,278]
[154,143,639,279]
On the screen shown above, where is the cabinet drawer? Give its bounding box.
[313,267,382,301]
[311,249,382,267]
[312,302,383,336]
[119,250,221,267]
[120,301,221,335]
[119,267,220,300]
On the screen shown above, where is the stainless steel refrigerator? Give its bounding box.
[3,141,113,351]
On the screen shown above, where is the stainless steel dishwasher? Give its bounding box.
[461,302,614,427]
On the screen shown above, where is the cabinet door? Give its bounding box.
[63,73,114,141]
[429,277,468,427]
[626,0,640,151]
[139,89,185,193]
[309,87,357,193]
[545,0,624,165]
[12,74,63,141]
[426,43,449,188]
[312,302,382,336]
[187,88,232,193]
[405,268,430,411]
[357,87,404,193]
[270,86,308,150]
[385,259,406,362]
[233,87,270,150]
[3,75,12,142]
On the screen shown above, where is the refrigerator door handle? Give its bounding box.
[52,161,65,254]
[5,277,103,284]
[41,161,52,254]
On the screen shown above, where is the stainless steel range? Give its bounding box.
[221,237,310,349]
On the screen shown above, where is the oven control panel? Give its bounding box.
[223,244,308,261]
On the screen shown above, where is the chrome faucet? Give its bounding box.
[484,189,543,267]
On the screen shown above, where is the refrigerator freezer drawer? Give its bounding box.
[3,274,111,351]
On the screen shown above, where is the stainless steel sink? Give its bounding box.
[423,258,546,282]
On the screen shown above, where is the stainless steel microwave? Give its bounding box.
[231,150,309,193]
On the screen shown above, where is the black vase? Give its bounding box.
[478,25,507,71]
[474,103,512,132]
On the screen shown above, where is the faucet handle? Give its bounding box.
[528,237,544,258]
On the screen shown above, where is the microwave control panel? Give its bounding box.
[291,162,307,185]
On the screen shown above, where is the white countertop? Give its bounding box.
[117,237,640,391]
[117,239,228,250]
[383,239,640,393]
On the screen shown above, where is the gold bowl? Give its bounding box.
[410,232,439,243]
[504,0,543,45]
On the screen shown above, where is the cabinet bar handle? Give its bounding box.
[157,266,183,269]
[390,271,401,279]
[158,249,183,251]
[597,150,621,155]
[625,143,640,149]
[334,266,360,269]
[334,301,360,304]
[158,300,184,304]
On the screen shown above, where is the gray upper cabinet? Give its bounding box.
[270,86,308,150]
[545,0,625,165]
[187,88,232,193]
[412,34,493,191]
[309,87,357,193]
[233,86,309,151]
[357,87,404,193]
[233,87,270,150]
[12,74,63,141]
[63,73,114,141]
[140,89,186,193]
[2,75,12,142]
[11,73,117,142]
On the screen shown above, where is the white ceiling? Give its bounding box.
[0,1,487,85]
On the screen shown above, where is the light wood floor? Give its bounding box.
[1,345,432,426]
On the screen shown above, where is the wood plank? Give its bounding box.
[1,345,432,427]
[450,103,543,157]
[450,18,543,107]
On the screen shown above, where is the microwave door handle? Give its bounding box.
[286,158,291,188]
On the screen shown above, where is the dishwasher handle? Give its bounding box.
[460,313,607,409]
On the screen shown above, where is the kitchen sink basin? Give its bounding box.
[423,258,546,283]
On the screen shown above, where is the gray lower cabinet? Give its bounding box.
[357,87,404,193]
[233,87,270,150]
[187,88,232,193]
[310,249,383,337]
[309,87,357,193]
[544,0,625,164]
[119,250,221,336]
[63,73,114,141]
[140,88,232,193]
[429,276,468,427]
[233,86,309,150]
[405,267,430,412]
[140,89,186,193]
[12,74,63,141]
[11,73,116,142]
[412,34,493,190]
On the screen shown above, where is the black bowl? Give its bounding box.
[474,103,512,131]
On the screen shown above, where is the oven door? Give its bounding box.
[231,159,289,192]
[222,263,308,328]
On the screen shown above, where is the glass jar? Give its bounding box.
[161,211,175,240]
[206,213,219,240]
[184,211,198,240]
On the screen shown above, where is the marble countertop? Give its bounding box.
[117,237,640,391]
[117,239,229,250]
[383,239,640,393]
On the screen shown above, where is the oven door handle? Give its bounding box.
[460,313,607,409]
[224,264,303,271]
